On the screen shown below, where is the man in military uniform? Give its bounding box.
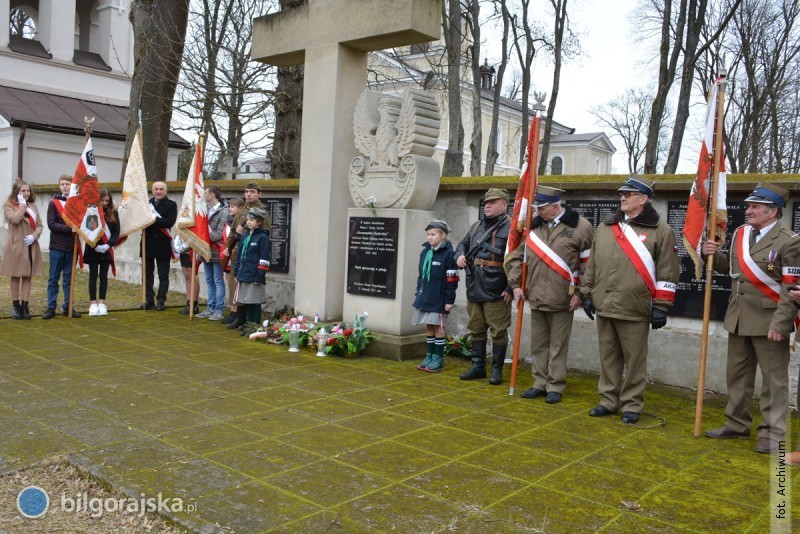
[702,182,800,454]
[582,176,679,424]
[456,188,513,385]
[506,186,594,404]
[224,182,266,329]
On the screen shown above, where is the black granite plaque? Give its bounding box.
[667,201,747,320]
[262,198,291,273]
[568,200,620,229]
[793,201,800,233]
[347,217,399,298]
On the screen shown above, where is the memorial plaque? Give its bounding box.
[793,201,800,233]
[569,200,620,229]
[347,217,399,298]
[667,201,746,320]
[262,198,292,273]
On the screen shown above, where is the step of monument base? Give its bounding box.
[364,331,429,361]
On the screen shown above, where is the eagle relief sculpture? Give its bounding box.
[350,88,441,210]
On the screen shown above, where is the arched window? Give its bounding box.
[551,156,563,175]
[9,6,38,39]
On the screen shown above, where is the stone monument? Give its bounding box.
[344,88,442,359]
[251,0,442,321]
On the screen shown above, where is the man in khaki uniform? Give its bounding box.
[702,182,800,454]
[455,189,513,385]
[582,176,679,424]
[506,186,594,404]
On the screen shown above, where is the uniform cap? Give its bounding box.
[484,188,510,202]
[744,182,788,208]
[532,185,565,207]
[617,175,655,197]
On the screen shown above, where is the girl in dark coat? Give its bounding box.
[233,208,271,334]
[84,189,120,316]
[412,219,459,373]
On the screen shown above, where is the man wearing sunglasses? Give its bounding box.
[581,176,679,425]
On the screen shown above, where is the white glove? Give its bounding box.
[17,194,25,205]
[95,244,110,254]
[23,235,34,246]
[149,203,162,218]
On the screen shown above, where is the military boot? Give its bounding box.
[459,339,487,380]
[489,344,507,385]
[11,300,22,320]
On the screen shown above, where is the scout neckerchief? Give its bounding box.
[613,222,676,303]
[526,228,579,295]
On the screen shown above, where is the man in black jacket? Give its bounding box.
[43,175,80,319]
[455,188,514,385]
[140,181,178,310]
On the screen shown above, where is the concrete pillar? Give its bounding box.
[0,0,10,48]
[96,0,130,71]
[38,0,76,62]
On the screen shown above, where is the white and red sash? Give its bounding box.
[613,222,676,302]
[735,225,783,303]
[213,222,230,256]
[526,230,577,290]
[21,202,37,232]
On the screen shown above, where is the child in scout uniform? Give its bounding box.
[412,219,459,373]
[234,207,271,336]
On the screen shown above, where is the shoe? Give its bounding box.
[621,411,640,424]
[424,354,443,373]
[141,301,155,310]
[196,308,212,318]
[222,312,236,325]
[589,405,615,417]
[755,437,779,454]
[488,344,506,385]
[209,311,224,321]
[21,301,31,319]
[12,301,22,320]
[98,303,108,316]
[521,387,547,399]
[63,308,81,318]
[178,301,191,315]
[156,300,166,311]
[89,303,99,316]
[459,363,486,380]
[417,353,433,371]
[785,451,800,466]
[545,392,563,404]
[41,308,56,320]
[704,425,750,439]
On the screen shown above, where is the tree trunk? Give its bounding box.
[270,0,306,179]
[441,0,464,177]
[538,0,568,176]
[485,3,510,176]
[124,0,190,181]
[467,0,482,177]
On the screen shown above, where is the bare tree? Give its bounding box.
[538,0,571,176]
[441,0,465,177]
[466,0,483,176]
[125,0,190,182]
[485,0,511,176]
[592,88,669,173]
[270,0,306,178]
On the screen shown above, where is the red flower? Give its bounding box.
[343,328,354,337]
[453,343,460,348]
[326,338,337,346]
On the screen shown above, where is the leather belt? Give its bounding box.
[473,259,503,267]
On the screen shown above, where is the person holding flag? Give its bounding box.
[42,175,80,319]
[506,186,594,404]
[581,176,679,424]
[84,188,120,316]
[455,188,514,385]
[140,181,177,310]
[701,182,800,454]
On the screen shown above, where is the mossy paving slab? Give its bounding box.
[600,512,687,533]
[337,441,449,480]
[50,414,147,447]
[332,483,465,532]
[671,461,777,508]
[266,459,393,507]
[120,406,216,435]
[143,381,231,406]
[448,411,542,441]
[539,462,655,508]
[381,376,459,399]
[273,423,380,457]
[335,410,429,439]
[333,385,416,409]
[392,424,497,459]
[228,409,323,438]
[637,485,761,531]
[159,421,263,455]
[579,443,692,482]
[239,384,326,408]
[218,357,283,375]
[75,436,197,472]
[181,394,271,420]
[205,438,322,479]
[193,480,322,533]
[202,373,273,394]
[508,428,607,461]
[81,388,170,417]
[290,374,369,396]
[286,397,375,422]
[130,457,252,499]
[547,412,643,444]
[433,388,516,413]
[460,442,563,483]
[404,461,528,508]
[385,398,474,424]
[270,509,373,533]
[0,423,84,466]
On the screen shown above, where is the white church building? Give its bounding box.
[0,0,187,205]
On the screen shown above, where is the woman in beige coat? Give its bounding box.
[1,181,43,319]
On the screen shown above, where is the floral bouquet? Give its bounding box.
[277,315,318,347]
[325,312,375,356]
[445,334,471,359]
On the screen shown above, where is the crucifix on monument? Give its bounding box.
[252,0,442,321]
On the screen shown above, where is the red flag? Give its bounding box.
[506,116,539,255]
[173,142,211,261]
[63,137,106,247]
[683,77,728,279]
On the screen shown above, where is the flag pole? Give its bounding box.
[68,117,94,318]
[508,109,543,396]
[694,70,727,437]
[137,112,148,308]
[188,132,206,320]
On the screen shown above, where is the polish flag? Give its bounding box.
[173,142,211,261]
[63,137,106,247]
[506,115,540,255]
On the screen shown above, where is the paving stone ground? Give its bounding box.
[1,310,799,532]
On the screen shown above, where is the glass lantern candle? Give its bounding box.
[288,327,300,352]
[316,327,328,357]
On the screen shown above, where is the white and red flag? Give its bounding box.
[173,142,211,261]
[118,128,156,238]
[63,137,106,247]
[506,116,540,255]
[683,77,728,279]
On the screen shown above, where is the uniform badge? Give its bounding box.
[767,250,776,271]
[639,234,647,242]
[563,229,573,237]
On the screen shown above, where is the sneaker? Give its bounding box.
[196,308,212,318]
[89,303,99,316]
[98,303,108,316]
[209,311,224,321]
